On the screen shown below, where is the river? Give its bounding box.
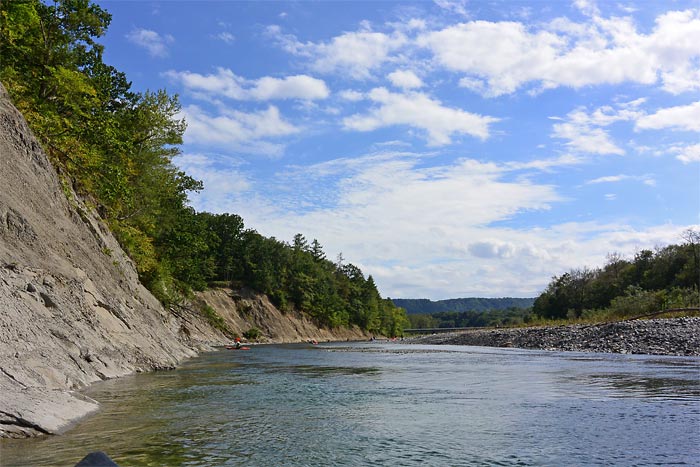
[1,342,699,466]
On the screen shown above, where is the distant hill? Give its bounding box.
[392,297,535,315]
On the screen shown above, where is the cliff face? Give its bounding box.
[196,288,371,343]
[0,83,228,438]
[0,83,372,438]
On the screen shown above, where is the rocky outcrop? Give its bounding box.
[0,83,372,438]
[0,83,229,438]
[196,288,371,343]
[405,318,700,356]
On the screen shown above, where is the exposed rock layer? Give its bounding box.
[0,82,225,438]
[0,83,368,438]
[405,318,700,356]
[196,288,371,343]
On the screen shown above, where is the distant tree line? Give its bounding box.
[0,0,407,336]
[407,307,532,329]
[393,297,534,315]
[532,231,700,321]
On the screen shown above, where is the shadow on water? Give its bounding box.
[262,364,381,377]
[583,374,700,399]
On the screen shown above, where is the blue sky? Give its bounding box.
[99,0,699,299]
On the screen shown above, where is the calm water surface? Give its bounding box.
[1,343,699,466]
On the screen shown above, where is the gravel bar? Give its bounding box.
[404,317,700,356]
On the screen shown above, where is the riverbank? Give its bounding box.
[404,317,700,356]
[0,82,368,439]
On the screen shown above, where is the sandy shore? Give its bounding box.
[404,317,700,356]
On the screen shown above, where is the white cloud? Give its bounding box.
[671,143,700,163]
[343,87,498,145]
[180,105,299,156]
[574,0,601,17]
[506,154,584,171]
[178,153,251,193]
[206,150,696,298]
[165,68,329,101]
[551,122,624,155]
[126,28,174,57]
[267,25,406,79]
[249,75,330,100]
[636,101,700,132]
[434,0,470,18]
[550,102,646,155]
[586,175,629,184]
[387,70,423,89]
[215,32,235,44]
[458,77,487,94]
[416,9,700,96]
[339,90,365,101]
[585,174,656,185]
[469,241,516,259]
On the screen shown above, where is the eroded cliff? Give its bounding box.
[0,83,228,438]
[0,83,371,438]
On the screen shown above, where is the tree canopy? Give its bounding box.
[532,231,699,321]
[0,0,407,336]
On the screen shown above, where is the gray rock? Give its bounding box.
[406,318,700,356]
[0,82,372,438]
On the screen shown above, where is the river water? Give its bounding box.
[1,342,699,466]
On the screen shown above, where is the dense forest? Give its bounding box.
[406,308,533,329]
[407,235,699,330]
[0,0,408,337]
[393,297,534,315]
[532,232,699,321]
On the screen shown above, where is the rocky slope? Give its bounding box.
[0,83,367,439]
[196,288,371,343]
[0,82,231,438]
[405,318,700,356]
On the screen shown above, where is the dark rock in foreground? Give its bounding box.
[405,318,700,356]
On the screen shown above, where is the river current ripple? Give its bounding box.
[1,342,699,466]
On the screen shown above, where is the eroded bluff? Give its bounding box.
[0,83,227,438]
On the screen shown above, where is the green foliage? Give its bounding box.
[1,0,204,299]
[0,0,406,337]
[533,233,700,321]
[407,307,533,329]
[202,223,408,336]
[243,327,261,340]
[201,305,231,336]
[393,297,535,314]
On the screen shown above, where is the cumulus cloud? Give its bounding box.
[469,241,516,259]
[267,24,406,79]
[126,28,174,57]
[165,68,329,101]
[636,101,700,132]
[343,87,498,145]
[387,70,424,89]
[550,102,647,155]
[671,143,700,163]
[339,90,365,101]
[551,122,624,155]
[416,9,700,96]
[180,104,299,156]
[205,150,695,298]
